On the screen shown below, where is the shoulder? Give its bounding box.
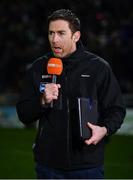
[84,50,111,71]
[28,52,52,72]
[32,54,48,69]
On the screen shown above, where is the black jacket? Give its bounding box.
[16,42,126,170]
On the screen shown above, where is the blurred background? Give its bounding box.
[0,0,133,178]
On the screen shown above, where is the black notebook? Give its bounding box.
[77,97,98,140]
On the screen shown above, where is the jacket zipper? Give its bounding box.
[65,76,71,168]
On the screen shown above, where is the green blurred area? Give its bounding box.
[105,135,133,178]
[0,128,133,179]
[0,128,36,179]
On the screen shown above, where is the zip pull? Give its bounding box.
[88,97,93,110]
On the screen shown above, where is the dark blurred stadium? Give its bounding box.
[0,0,133,97]
[0,0,133,178]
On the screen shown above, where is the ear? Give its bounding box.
[73,31,81,42]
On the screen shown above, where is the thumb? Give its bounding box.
[87,122,94,129]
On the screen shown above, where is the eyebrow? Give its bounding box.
[49,30,66,33]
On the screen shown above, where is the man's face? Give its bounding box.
[48,20,80,58]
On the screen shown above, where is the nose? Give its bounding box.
[52,33,59,43]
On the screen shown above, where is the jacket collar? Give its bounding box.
[62,41,85,63]
[46,41,85,64]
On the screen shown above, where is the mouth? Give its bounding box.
[52,47,62,54]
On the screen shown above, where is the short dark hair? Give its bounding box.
[47,9,80,33]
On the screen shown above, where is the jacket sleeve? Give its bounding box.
[97,62,126,135]
[16,67,45,125]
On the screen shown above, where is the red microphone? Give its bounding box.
[47,58,63,83]
[47,58,63,107]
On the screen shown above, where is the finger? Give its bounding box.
[51,85,60,94]
[52,85,61,96]
[57,84,61,88]
[53,91,58,97]
[84,138,93,145]
[87,122,94,129]
[93,141,98,145]
[51,83,61,89]
[44,93,53,102]
[84,138,97,145]
[52,95,58,100]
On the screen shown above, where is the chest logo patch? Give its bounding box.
[81,74,91,78]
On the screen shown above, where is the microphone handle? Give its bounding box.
[51,74,57,108]
[52,74,57,83]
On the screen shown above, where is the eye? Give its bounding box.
[48,31,54,36]
[59,31,66,36]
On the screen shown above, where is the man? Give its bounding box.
[16,9,126,179]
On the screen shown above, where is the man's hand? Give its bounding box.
[84,122,107,145]
[41,83,61,104]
